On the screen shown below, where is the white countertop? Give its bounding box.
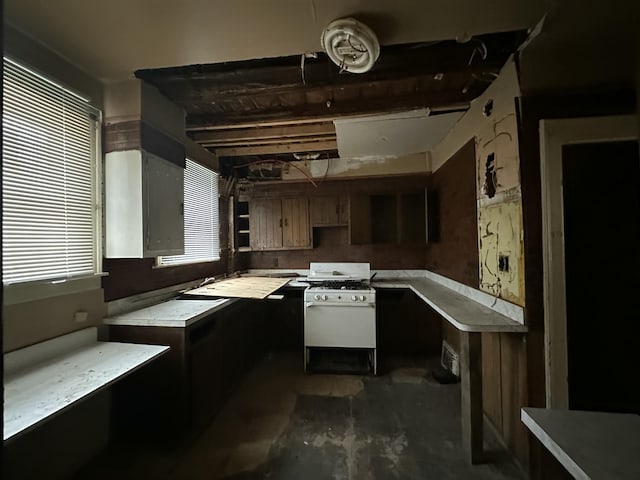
[522,407,640,479]
[373,277,526,333]
[104,298,238,327]
[4,327,169,441]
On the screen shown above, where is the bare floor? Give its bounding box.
[77,353,526,479]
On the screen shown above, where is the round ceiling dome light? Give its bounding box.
[321,18,380,74]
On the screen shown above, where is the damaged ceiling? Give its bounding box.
[136,30,527,176]
[5,1,544,179]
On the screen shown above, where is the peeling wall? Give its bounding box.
[432,59,526,305]
[477,197,525,306]
[280,152,430,181]
[472,61,525,305]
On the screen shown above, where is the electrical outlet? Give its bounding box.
[498,255,509,272]
[74,311,89,323]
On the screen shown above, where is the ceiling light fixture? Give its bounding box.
[321,18,380,74]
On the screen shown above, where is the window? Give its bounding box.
[2,57,101,285]
[159,159,219,265]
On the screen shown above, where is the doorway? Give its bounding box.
[539,115,638,410]
[562,140,639,413]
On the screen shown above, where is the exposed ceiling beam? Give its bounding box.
[190,122,335,143]
[201,134,335,148]
[187,91,475,129]
[214,140,338,157]
[186,104,468,131]
[137,33,520,93]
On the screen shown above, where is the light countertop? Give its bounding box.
[4,327,169,441]
[373,277,526,333]
[522,407,640,479]
[104,298,238,327]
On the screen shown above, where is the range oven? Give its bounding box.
[303,262,376,374]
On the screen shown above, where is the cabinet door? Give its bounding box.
[337,195,349,224]
[282,198,311,248]
[310,196,348,226]
[249,198,282,250]
[349,194,372,244]
[144,152,184,256]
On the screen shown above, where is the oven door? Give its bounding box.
[304,302,376,349]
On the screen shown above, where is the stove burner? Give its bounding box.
[311,280,370,290]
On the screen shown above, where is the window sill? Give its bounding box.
[153,258,221,269]
[3,273,108,306]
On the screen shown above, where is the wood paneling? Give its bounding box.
[500,333,529,465]
[426,139,479,287]
[249,198,282,250]
[246,175,430,269]
[102,257,228,302]
[348,195,372,245]
[282,198,310,248]
[104,120,186,168]
[310,195,347,226]
[482,332,502,432]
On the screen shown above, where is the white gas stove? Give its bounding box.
[304,263,376,374]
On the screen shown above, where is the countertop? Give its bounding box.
[373,277,526,332]
[103,298,238,328]
[103,270,525,333]
[4,327,169,441]
[521,407,640,479]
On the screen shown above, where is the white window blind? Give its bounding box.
[159,159,220,265]
[2,57,100,284]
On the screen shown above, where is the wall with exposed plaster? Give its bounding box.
[432,59,526,306]
[477,198,525,305]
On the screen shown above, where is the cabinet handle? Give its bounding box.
[284,218,288,227]
[279,218,283,228]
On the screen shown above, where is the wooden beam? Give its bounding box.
[186,91,474,130]
[191,123,335,143]
[200,134,335,148]
[460,331,484,464]
[187,104,468,131]
[214,140,337,157]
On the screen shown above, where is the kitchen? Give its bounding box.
[2,1,640,479]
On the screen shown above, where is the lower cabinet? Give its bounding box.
[376,288,443,356]
[103,299,266,441]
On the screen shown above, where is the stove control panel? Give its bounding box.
[305,289,375,305]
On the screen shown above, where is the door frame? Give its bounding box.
[539,114,637,409]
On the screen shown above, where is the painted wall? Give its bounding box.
[2,27,111,480]
[3,27,107,353]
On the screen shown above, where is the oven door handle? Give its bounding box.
[305,302,374,308]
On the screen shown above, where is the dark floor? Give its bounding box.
[76,352,526,480]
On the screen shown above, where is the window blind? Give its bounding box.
[2,57,100,284]
[160,159,220,265]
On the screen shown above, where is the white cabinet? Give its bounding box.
[105,150,184,258]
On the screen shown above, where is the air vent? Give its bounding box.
[321,18,380,73]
